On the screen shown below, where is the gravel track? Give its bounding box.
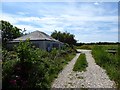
[52,53,81,88]
[52,49,115,88]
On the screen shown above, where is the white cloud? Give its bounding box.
[17,12,29,15]
[15,24,54,32]
[94,2,99,5]
[1,12,117,28]
[76,32,118,43]
[1,2,118,42]
[0,13,18,24]
[1,13,118,41]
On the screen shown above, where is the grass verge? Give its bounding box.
[73,53,88,72]
[92,45,120,88]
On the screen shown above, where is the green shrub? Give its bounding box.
[3,40,76,89]
[2,49,18,62]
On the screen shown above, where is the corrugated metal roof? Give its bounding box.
[10,31,62,43]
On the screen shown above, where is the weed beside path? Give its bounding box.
[92,45,120,88]
[52,53,81,88]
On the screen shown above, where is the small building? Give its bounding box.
[7,31,63,51]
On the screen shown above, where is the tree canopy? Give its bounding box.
[51,30,76,45]
[0,20,22,48]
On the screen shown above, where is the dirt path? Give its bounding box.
[52,49,115,88]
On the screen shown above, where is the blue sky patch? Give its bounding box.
[1,2,118,43]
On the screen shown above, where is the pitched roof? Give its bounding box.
[10,31,60,42]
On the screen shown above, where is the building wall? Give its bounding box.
[6,42,19,50]
[7,40,63,51]
[30,41,45,50]
[40,41,63,51]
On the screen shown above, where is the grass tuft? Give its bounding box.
[73,53,88,72]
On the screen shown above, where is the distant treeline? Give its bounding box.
[76,42,120,46]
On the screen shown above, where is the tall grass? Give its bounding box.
[73,53,88,72]
[92,45,120,88]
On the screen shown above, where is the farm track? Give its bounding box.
[52,49,115,88]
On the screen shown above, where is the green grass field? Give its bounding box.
[76,45,93,50]
[73,53,88,72]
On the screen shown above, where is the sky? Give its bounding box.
[1,2,118,43]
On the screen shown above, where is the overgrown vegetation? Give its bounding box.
[2,40,76,89]
[1,20,77,89]
[92,45,120,88]
[73,53,88,72]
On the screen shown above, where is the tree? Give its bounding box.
[0,20,22,48]
[51,30,76,45]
